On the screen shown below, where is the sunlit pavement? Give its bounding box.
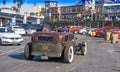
[0,35,120,72]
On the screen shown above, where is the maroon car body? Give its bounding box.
[24,31,77,63]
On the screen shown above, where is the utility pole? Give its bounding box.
[102,0,105,21]
[57,6,61,21]
[91,0,95,21]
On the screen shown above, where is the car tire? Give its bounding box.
[74,31,78,34]
[17,44,21,46]
[0,39,3,46]
[97,34,103,38]
[63,46,74,63]
[24,43,33,60]
[82,32,86,35]
[81,44,87,55]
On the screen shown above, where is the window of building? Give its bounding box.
[63,8,66,13]
[72,7,75,12]
[51,8,54,13]
[77,7,80,12]
[67,7,72,13]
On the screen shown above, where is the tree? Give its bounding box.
[32,3,36,13]
[13,0,23,13]
[2,0,6,6]
[13,0,23,4]
[12,6,19,13]
[39,8,45,15]
[30,12,35,16]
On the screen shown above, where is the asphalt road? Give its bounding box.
[0,35,120,72]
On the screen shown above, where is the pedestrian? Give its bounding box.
[90,30,96,39]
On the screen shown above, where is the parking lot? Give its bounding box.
[0,35,120,72]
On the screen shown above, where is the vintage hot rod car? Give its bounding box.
[24,31,87,63]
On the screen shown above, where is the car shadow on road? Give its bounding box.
[8,53,67,63]
[114,50,120,53]
[112,69,120,72]
[8,53,25,60]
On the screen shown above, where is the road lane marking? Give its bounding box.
[56,66,60,69]
[0,46,24,56]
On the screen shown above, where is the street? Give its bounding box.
[0,35,120,72]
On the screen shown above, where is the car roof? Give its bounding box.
[33,31,73,36]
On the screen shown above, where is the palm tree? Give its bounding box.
[2,0,6,7]
[13,0,23,13]
[13,0,23,4]
[32,3,36,13]
[12,6,19,13]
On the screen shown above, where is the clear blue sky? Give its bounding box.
[0,0,81,4]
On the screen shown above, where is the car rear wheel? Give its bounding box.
[81,45,87,55]
[82,32,86,35]
[24,44,33,60]
[63,46,74,63]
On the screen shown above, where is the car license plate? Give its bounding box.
[41,56,48,60]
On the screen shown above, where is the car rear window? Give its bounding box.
[38,36,54,41]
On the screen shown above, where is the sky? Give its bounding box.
[0,0,119,14]
[0,0,79,5]
[0,0,80,14]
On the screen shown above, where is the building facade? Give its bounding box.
[45,5,84,22]
[103,3,120,21]
[0,7,17,14]
[45,0,120,21]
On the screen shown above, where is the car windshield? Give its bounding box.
[38,36,54,41]
[0,28,14,33]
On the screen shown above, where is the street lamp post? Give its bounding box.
[57,6,61,21]
[93,10,96,21]
[91,0,95,21]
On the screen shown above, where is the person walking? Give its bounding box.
[90,30,96,39]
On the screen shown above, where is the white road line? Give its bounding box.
[0,46,24,56]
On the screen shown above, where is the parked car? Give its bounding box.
[8,25,26,35]
[95,27,119,38]
[69,26,81,34]
[36,24,51,32]
[25,26,36,35]
[0,27,24,45]
[117,30,120,39]
[86,28,98,35]
[79,28,88,35]
[21,24,37,35]
[104,27,119,32]
[56,27,68,32]
[95,27,106,37]
[24,31,87,63]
